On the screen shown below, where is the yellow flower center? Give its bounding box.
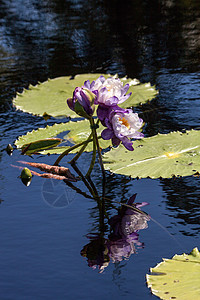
[119,117,130,129]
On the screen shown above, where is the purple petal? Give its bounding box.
[118,92,132,104]
[99,75,106,83]
[100,86,108,94]
[111,105,127,114]
[105,96,119,106]
[90,80,96,89]
[101,128,114,140]
[92,90,99,104]
[135,202,149,208]
[109,215,121,228]
[75,91,90,114]
[121,83,129,95]
[83,80,91,89]
[132,132,144,139]
[104,117,112,129]
[97,105,110,121]
[80,90,90,106]
[121,137,134,151]
[67,98,75,111]
[75,90,93,115]
[112,136,121,147]
[127,194,137,206]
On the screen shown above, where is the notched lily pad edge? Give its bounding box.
[14,121,112,155]
[12,74,158,118]
[103,129,200,179]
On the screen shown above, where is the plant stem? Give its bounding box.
[70,161,96,198]
[87,175,99,196]
[90,118,105,181]
[54,137,93,166]
[69,133,93,164]
[90,117,106,231]
[85,118,97,178]
[54,132,102,167]
[63,180,94,199]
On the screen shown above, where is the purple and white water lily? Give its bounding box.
[101,107,144,151]
[84,75,131,107]
[67,75,144,151]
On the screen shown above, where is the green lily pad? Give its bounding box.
[103,130,200,178]
[146,247,200,300]
[15,120,111,154]
[120,78,158,108]
[13,74,158,118]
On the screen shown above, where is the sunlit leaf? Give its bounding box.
[120,78,158,108]
[21,138,62,155]
[13,74,158,118]
[15,123,69,148]
[103,130,200,178]
[146,247,200,300]
[15,120,111,155]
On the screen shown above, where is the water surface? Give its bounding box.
[0,0,200,299]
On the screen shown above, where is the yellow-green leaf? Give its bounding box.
[13,74,158,118]
[146,247,200,300]
[15,120,111,155]
[103,130,200,178]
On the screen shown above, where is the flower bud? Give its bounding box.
[67,87,96,119]
[6,144,13,156]
[20,167,32,186]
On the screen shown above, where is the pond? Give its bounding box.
[0,0,200,299]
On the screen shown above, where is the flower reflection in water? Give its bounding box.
[81,235,110,273]
[81,194,150,272]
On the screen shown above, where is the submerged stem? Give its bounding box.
[70,161,96,198]
[90,117,106,231]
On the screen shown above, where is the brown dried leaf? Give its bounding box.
[30,170,71,180]
[17,161,77,182]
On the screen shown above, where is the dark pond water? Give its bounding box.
[1,0,200,299]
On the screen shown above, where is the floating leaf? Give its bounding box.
[146,247,200,300]
[21,138,62,155]
[13,76,75,118]
[13,74,158,118]
[15,123,69,149]
[103,130,200,178]
[120,78,158,108]
[15,120,111,155]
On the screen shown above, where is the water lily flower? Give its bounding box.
[83,76,132,120]
[101,107,144,151]
[67,87,97,118]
